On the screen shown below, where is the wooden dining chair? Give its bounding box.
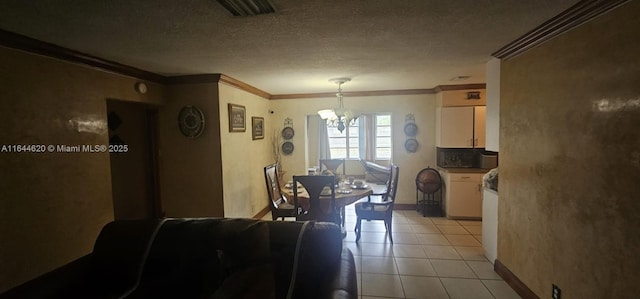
[319,159,346,175]
[264,163,295,220]
[292,175,339,225]
[354,164,399,243]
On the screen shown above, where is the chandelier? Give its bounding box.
[318,78,357,133]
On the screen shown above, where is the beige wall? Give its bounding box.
[159,82,224,217]
[0,46,165,292]
[499,2,640,298]
[218,83,273,217]
[271,94,437,205]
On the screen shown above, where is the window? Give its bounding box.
[327,113,392,160]
[375,114,392,159]
[328,119,360,159]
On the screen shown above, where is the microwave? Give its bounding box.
[437,148,474,168]
[478,153,498,169]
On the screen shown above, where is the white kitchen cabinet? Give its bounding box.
[436,106,473,148]
[442,172,483,219]
[436,106,486,148]
[474,106,486,148]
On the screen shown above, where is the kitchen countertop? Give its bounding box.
[437,167,490,174]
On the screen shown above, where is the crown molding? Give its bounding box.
[0,29,166,83]
[434,84,486,93]
[218,74,271,99]
[492,0,631,60]
[166,74,271,98]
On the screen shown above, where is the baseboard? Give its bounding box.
[494,259,539,299]
[252,206,270,220]
[394,204,417,210]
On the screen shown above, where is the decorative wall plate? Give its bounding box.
[282,141,294,155]
[404,122,418,136]
[405,138,419,153]
[281,127,295,139]
[178,105,205,138]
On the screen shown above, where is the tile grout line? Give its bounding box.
[437,276,454,299]
[392,253,408,299]
[352,209,490,299]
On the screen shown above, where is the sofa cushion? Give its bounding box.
[126,219,223,298]
[212,219,275,299]
[127,218,274,299]
[287,221,343,299]
[265,220,305,299]
[88,219,164,298]
[0,218,359,299]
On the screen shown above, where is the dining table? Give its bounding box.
[283,181,373,229]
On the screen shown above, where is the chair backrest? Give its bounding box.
[319,159,346,175]
[385,164,400,210]
[264,163,286,210]
[376,164,393,201]
[293,175,337,224]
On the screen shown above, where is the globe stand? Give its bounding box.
[415,167,443,217]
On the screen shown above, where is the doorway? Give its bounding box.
[107,100,162,219]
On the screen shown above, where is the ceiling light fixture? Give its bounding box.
[318,78,357,133]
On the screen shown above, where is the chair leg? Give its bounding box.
[385,218,393,243]
[355,217,362,243]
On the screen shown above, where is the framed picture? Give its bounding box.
[228,103,246,132]
[252,117,264,140]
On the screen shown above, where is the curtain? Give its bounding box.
[317,116,331,160]
[360,114,376,161]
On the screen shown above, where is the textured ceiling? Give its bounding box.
[0,0,579,94]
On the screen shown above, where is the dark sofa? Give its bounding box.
[0,218,357,299]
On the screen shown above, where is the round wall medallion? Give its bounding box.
[282,141,294,155]
[405,138,419,153]
[178,105,205,138]
[404,123,418,136]
[281,127,295,139]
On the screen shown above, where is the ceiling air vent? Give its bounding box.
[216,0,276,17]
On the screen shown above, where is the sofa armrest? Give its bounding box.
[0,254,92,299]
[321,248,358,299]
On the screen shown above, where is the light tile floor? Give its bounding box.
[263,190,521,299]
